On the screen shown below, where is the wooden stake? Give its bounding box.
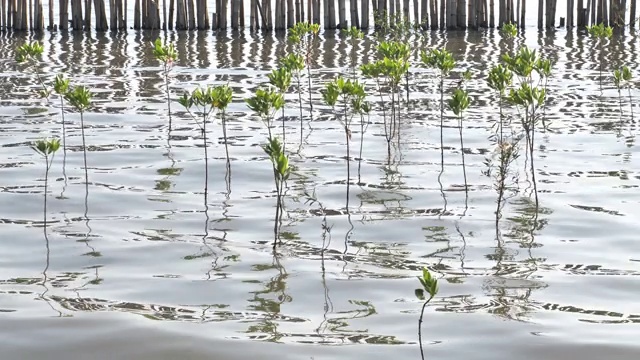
[631,0,637,27]
[351,0,359,27]
[288,0,294,27]
[338,0,345,27]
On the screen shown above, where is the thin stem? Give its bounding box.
[281,104,286,152]
[297,74,303,145]
[459,114,467,195]
[80,111,89,193]
[628,87,634,122]
[418,295,434,360]
[44,155,49,226]
[439,75,444,174]
[203,107,209,196]
[165,64,172,131]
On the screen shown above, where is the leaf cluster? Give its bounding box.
[415,267,439,301]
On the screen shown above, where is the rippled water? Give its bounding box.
[1,28,640,359]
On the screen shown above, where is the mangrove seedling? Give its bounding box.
[33,138,60,226]
[246,87,285,141]
[587,23,613,90]
[613,66,633,120]
[483,139,520,230]
[210,84,234,173]
[289,22,320,118]
[415,267,439,360]
[152,38,178,131]
[342,26,364,79]
[323,77,367,208]
[65,85,92,191]
[421,48,456,170]
[263,136,291,247]
[52,74,70,165]
[359,41,409,157]
[449,88,471,195]
[500,22,518,38]
[280,53,306,144]
[16,41,49,98]
[178,86,221,196]
[268,66,292,150]
[535,58,552,129]
[508,82,546,209]
[487,64,514,145]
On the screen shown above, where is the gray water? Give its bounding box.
[1,28,640,360]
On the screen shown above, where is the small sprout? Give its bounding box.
[152,38,178,66]
[280,53,305,73]
[416,267,439,300]
[421,48,455,76]
[342,26,364,39]
[500,22,518,38]
[33,138,61,157]
[16,41,44,64]
[246,87,285,119]
[65,86,92,112]
[53,74,69,95]
[268,67,292,93]
[487,64,513,94]
[449,88,470,116]
[587,23,613,40]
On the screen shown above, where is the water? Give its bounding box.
[1,28,640,359]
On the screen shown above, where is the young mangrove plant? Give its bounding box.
[52,74,70,168]
[33,138,61,226]
[65,85,92,191]
[361,41,410,158]
[211,84,234,178]
[280,53,306,144]
[486,64,519,226]
[246,87,285,141]
[535,58,552,129]
[342,26,364,78]
[415,267,439,360]
[152,38,178,131]
[487,64,514,143]
[16,41,49,98]
[421,48,455,170]
[322,77,367,208]
[587,23,613,90]
[508,82,545,209]
[449,87,471,196]
[268,66,292,150]
[502,46,551,209]
[288,22,320,118]
[178,86,225,197]
[263,136,291,248]
[613,66,633,121]
[500,22,518,38]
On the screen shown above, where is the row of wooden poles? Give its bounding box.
[0,0,637,32]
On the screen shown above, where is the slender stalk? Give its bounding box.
[165,64,172,131]
[203,107,209,196]
[628,87,634,121]
[439,75,444,172]
[297,74,303,144]
[80,111,89,192]
[282,106,286,151]
[418,295,434,360]
[459,113,467,194]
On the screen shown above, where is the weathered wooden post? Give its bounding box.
[187,0,195,29]
[96,0,107,31]
[631,0,637,28]
[351,0,359,27]
[84,0,91,30]
[288,0,294,27]
[339,0,346,27]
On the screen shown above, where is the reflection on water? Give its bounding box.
[1,27,640,358]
